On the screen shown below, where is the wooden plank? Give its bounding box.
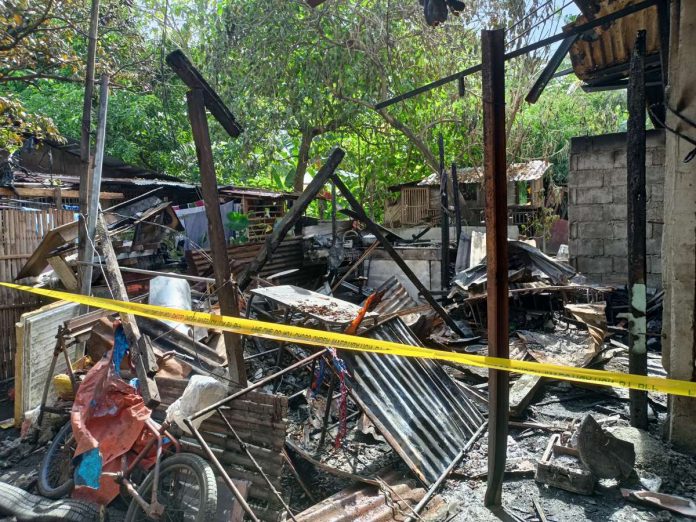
[0,187,124,200]
[47,256,79,292]
[167,50,243,138]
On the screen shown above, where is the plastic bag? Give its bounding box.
[166,375,227,433]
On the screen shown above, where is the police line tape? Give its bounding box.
[2,282,694,398]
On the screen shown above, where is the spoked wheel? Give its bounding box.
[37,422,76,499]
[125,453,217,522]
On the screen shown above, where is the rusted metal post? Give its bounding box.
[482,28,509,508]
[627,30,648,430]
[452,163,462,245]
[186,89,247,387]
[439,134,450,292]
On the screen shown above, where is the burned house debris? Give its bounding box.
[0,0,695,521]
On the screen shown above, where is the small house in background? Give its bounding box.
[384,160,550,228]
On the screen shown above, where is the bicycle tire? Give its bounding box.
[124,453,217,522]
[37,422,75,499]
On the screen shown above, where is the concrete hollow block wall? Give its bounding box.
[568,129,665,288]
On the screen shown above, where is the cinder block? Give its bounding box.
[646,166,664,185]
[570,153,579,172]
[648,255,662,274]
[613,223,628,239]
[577,151,615,170]
[604,239,627,257]
[570,222,578,239]
[570,204,606,223]
[569,188,578,205]
[577,256,613,274]
[647,273,663,289]
[650,184,664,202]
[647,203,664,222]
[613,189,628,204]
[579,222,612,239]
[652,147,666,166]
[613,150,627,168]
[570,170,605,188]
[613,256,628,274]
[573,239,604,256]
[606,203,628,221]
[576,187,613,205]
[650,222,664,239]
[646,237,662,255]
[605,169,628,187]
[604,273,627,286]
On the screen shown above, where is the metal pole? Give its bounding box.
[186,88,247,387]
[481,28,509,508]
[627,30,648,430]
[439,134,450,292]
[77,0,100,290]
[404,422,487,522]
[80,73,109,297]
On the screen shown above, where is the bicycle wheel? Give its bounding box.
[125,453,217,522]
[37,422,76,499]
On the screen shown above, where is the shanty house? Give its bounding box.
[384,160,550,228]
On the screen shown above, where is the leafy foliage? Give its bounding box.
[1,0,628,220]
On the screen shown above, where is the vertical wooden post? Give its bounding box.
[77,0,100,291]
[439,134,450,292]
[79,73,109,297]
[482,28,509,508]
[452,163,462,246]
[186,89,247,387]
[627,30,648,429]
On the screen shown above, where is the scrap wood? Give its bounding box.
[532,498,549,522]
[621,489,696,518]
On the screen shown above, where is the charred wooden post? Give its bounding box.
[96,215,160,407]
[482,28,509,508]
[627,30,648,430]
[166,50,243,138]
[439,134,450,292]
[186,89,247,387]
[238,148,345,291]
[452,163,462,246]
[331,174,466,337]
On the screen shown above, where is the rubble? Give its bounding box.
[574,414,635,480]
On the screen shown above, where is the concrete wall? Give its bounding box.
[663,0,696,454]
[568,129,665,288]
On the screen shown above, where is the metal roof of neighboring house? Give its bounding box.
[398,160,551,189]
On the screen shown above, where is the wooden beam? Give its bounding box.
[47,256,79,292]
[96,214,160,407]
[167,50,243,138]
[186,89,246,386]
[237,148,346,291]
[482,28,509,508]
[627,30,648,430]
[331,173,466,337]
[0,188,123,200]
[439,134,449,292]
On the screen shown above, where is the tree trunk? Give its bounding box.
[294,128,315,193]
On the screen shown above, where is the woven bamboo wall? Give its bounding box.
[0,208,75,380]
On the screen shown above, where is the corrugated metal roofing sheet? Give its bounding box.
[342,317,486,485]
[412,160,550,188]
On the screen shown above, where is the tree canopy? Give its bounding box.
[1,0,627,216]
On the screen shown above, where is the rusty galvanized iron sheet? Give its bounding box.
[341,317,486,485]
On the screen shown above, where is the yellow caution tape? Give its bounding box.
[3,282,695,398]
